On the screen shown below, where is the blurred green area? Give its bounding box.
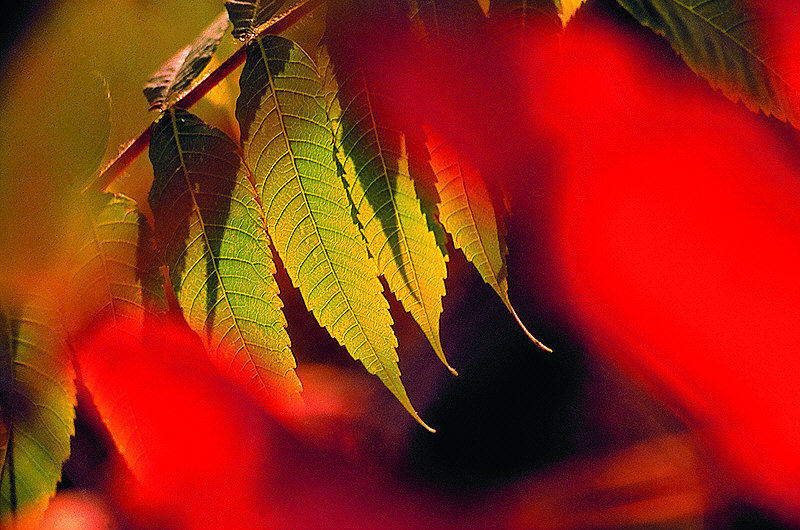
[0,0,239,292]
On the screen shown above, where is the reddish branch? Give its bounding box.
[84,0,324,194]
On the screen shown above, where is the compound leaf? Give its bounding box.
[424,127,551,352]
[320,37,453,375]
[148,108,301,403]
[143,11,230,111]
[0,294,76,524]
[236,35,433,431]
[616,0,800,127]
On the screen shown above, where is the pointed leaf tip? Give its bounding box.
[414,412,437,433]
[237,35,425,420]
[320,38,450,378]
[508,303,552,353]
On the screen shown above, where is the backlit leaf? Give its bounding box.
[0,294,76,524]
[616,0,800,127]
[148,108,301,403]
[424,127,551,352]
[236,35,433,431]
[143,11,230,111]
[320,36,453,375]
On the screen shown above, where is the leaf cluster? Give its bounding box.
[2,0,800,522]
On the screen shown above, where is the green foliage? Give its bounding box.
[1,0,798,520]
[0,294,76,523]
[236,34,431,428]
[617,0,800,126]
[320,41,452,374]
[149,108,301,403]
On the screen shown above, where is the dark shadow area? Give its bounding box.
[148,109,238,340]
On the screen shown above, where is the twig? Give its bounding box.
[84,0,324,195]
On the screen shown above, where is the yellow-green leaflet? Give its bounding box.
[148,108,301,403]
[319,42,453,375]
[236,35,433,431]
[0,293,76,524]
[425,127,550,352]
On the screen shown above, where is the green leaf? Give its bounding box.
[488,0,562,52]
[148,108,301,403]
[616,0,800,126]
[0,294,76,523]
[226,0,286,41]
[143,11,230,111]
[66,192,167,342]
[424,127,551,352]
[319,40,453,375]
[236,35,434,431]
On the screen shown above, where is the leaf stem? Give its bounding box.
[83,0,324,195]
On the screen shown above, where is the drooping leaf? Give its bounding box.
[236,35,434,431]
[143,11,230,110]
[488,0,562,53]
[148,108,301,403]
[0,294,76,524]
[616,0,800,127]
[226,0,286,40]
[66,191,167,342]
[424,127,551,352]
[320,32,453,375]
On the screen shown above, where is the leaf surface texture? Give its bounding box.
[320,35,452,374]
[425,128,550,351]
[148,108,301,402]
[489,0,562,53]
[236,35,432,430]
[0,294,76,523]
